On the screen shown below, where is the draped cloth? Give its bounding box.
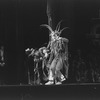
[47,37,69,82]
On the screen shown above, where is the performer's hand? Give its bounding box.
[28,49,35,57]
[25,48,29,52]
[25,48,32,56]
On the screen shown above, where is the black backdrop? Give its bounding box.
[0,0,100,84]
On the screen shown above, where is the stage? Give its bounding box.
[0,83,100,100]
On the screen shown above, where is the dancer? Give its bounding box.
[41,21,69,85]
[25,47,49,85]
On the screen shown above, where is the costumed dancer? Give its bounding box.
[41,20,69,85]
[25,48,43,85]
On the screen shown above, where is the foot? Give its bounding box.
[45,80,54,85]
[55,82,62,85]
[61,74,66,82]
[61,77,66,82]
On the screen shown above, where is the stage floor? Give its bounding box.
[0,83,100,100]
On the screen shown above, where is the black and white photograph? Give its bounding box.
[0,0,100,100]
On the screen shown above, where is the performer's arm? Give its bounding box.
[25,48,35,57]
[47,50,54,65]
[47,43,50,49]
[63,37,69,43]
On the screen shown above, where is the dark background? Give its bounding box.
[0,0,100,84]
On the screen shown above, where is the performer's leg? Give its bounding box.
[48,69,54,80]
[55,58,66,84]
[45,69,54,85]
[42,60,48,82]
[45,59,56,85]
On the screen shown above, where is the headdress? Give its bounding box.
[40,20,69,36]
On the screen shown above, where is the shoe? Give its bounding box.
[61,77,66,82]
[61,74,66,82]
[55,82,62,85]
[45,81,54,85]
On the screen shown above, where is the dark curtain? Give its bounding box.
[0,0,100,85]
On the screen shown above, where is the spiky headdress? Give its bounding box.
[40,20,68,36]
